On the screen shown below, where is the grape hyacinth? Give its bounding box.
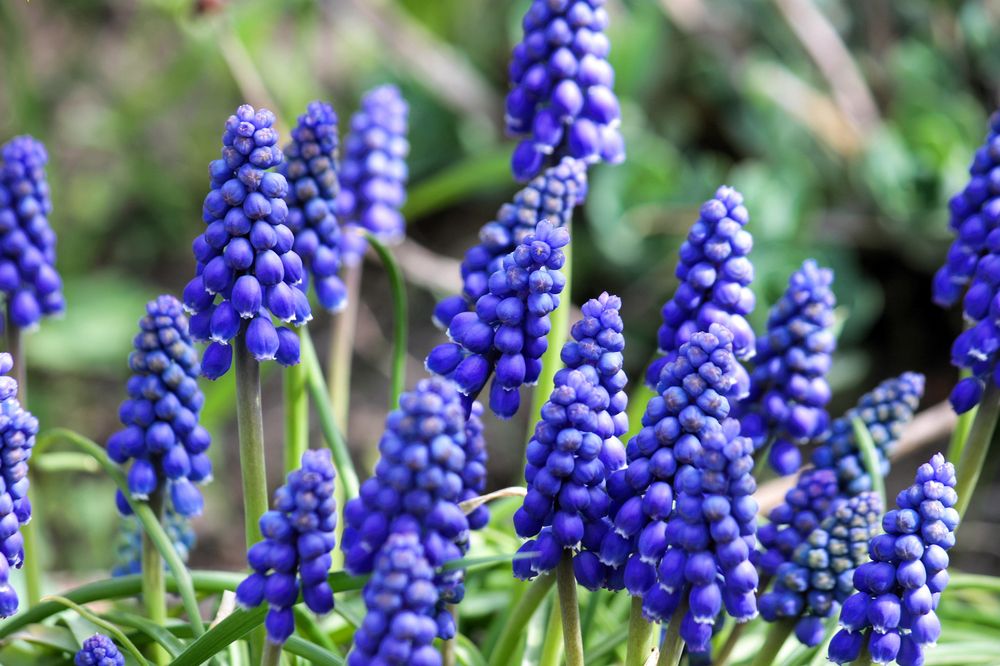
[811,373,925,497]
[111,508,196,577]
[348,533,441,666]
[506,0,624,181]
[0,136,64,328]
[74,634,125,666]
[337,84,409,258]
[757,468,841,577]
[742,259,836,476]
[829,454,959,665]
[426,220,568,419]
[106,295,212,518]
[647,186,755,387]
[182,104,309,379]
[236,449,338,644]
[461,401,490,531]
[759,492,882,647]
[281,101,348,312]
[0,353,37,618]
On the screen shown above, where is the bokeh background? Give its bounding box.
[1,0,997,580]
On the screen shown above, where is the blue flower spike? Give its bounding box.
[183,104,309,379]
[107,295,212,519]
[0,135,64,328]
[112,507,196,577]
[281,101,348,313]
[507,0,624,180]
[426,219,569,419]
[757,468,841,577]
[236,449,338,644]
[829,454,959,665]
[74,634,125,666]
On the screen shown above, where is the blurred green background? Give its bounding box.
[1,0,997,580]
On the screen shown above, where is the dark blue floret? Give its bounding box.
[426,220,569,419]
[829,454,958,665]
[0,352,37,619]
[236,449,338,644]
[182,104,308,378]
[647,186,755,388]
[337,85,409,259]
[433,157,586,331]
[757,468,840,577]
[347,533,442,666]
[281,101,348,313]
[811,373,925,497]
[74,634,125,666]
[107,295,212,519]
[461,401,490,531]
[742,260,836,476]
[760,492,882,648]
[112,506,196,577]
[0,136,64,328]
[506,0,624,180]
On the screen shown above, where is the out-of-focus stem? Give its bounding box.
[656,603,686,666]
[955,383,1000,519]
[142,490,168,665]
[235,334,269,550]
[538,597,564,666]
[488,573,556,666]
[625,596,654,666]
[556,553,584,666]
[283,329,309,475]
[747,618,795,666]
[328,262,362,434]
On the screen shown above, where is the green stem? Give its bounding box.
[142,491,168,665]
[235,334,270,549]
[852,417,886,509]
[328,262,362,433]
[625,596,654,666]
[955,383,1000,519]
[556,553,584,666]
[713,621,745,666]
[284,329,309,475]
[949,371,977,463]
[364,232,409,408]
[747,618,795,666]
[488,573,557,666]
[657,608,684,666]
[261,640,283,666]
[538,597,564,666]
[441,605,457,666]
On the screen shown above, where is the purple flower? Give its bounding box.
[461,401,490,531]
[348,533,442,666]
[433,157,587,331]
[829,454,958,665]
[236,449,338,644]
[182,104,308,379]
[74,634,125,666]
[337,85,409,260]
[426,220,569,419]
[742,260,836,476]
[647,186,755,388]
[281,101,348,313]
[506,0,624,180]
[107,295,211,519]
[757,468,841,577]
[112,506,196,577]
[0,136,64,328]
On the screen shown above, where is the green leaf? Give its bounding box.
[102,610,187,657]
[364,232,409,409]
[6,624,80,655]
[852,417,886,508]
[42,596,149,666]
[454,632,489,666]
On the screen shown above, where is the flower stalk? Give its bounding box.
[283,329,309,475]
[539,597,564,666]
[488,573,556,666]
[234,333,269,550]
[748,618,795,666]
[327,261,362,432]
[625,597,654,666]
[556,552,584,666]
[365,232,408,407]
[141,489,168,665]
[955,383,1000,518]
[656,602,687,666]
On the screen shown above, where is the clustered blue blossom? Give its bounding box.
[757,468,841,577]
[342,377,471,640]
[337,84,410,258]
[281,100,347,313]
[506,0,624,181]
[74,634,125,666]
[0,136,64,328]
[107,295,212,519]
[760,492,882,647]
[742,259,836,476]
[236,449,338,644]
[348,533,442,666]
[811,373,925,497]
[433,158,587,330]
[647,186,755,388]
[0,353,37,619]
[426,220,569,419]
[829,454,958,665]
[512,294,628,586]
[112,507,195,578]
[182,104,309,379]
[460,401,490,531]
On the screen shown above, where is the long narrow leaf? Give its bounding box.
[42,596,149,666]
[364,232,409,409]
[852,417,885,507]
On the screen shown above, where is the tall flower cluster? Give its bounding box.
[742,259,836,476]
[107,295,212,518]
[74,634,125,666]
[511,294,627,589]
[647,186,755,388]
[236,449,338,644]
[426,220,569,419]
[461,401,490,531]
[830,454,959,665]
[760,492,882,647]
[112,508,196,577]
[0,136,64,328]
[348,533,441,666]
[0,353,37,618]
[757,468,841,576]
[281,101,347,313]
[182,104,309,379]
[811,373,925,496]
[506,0,624,181]
[433,157,587,330]
[337,84,410,256]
